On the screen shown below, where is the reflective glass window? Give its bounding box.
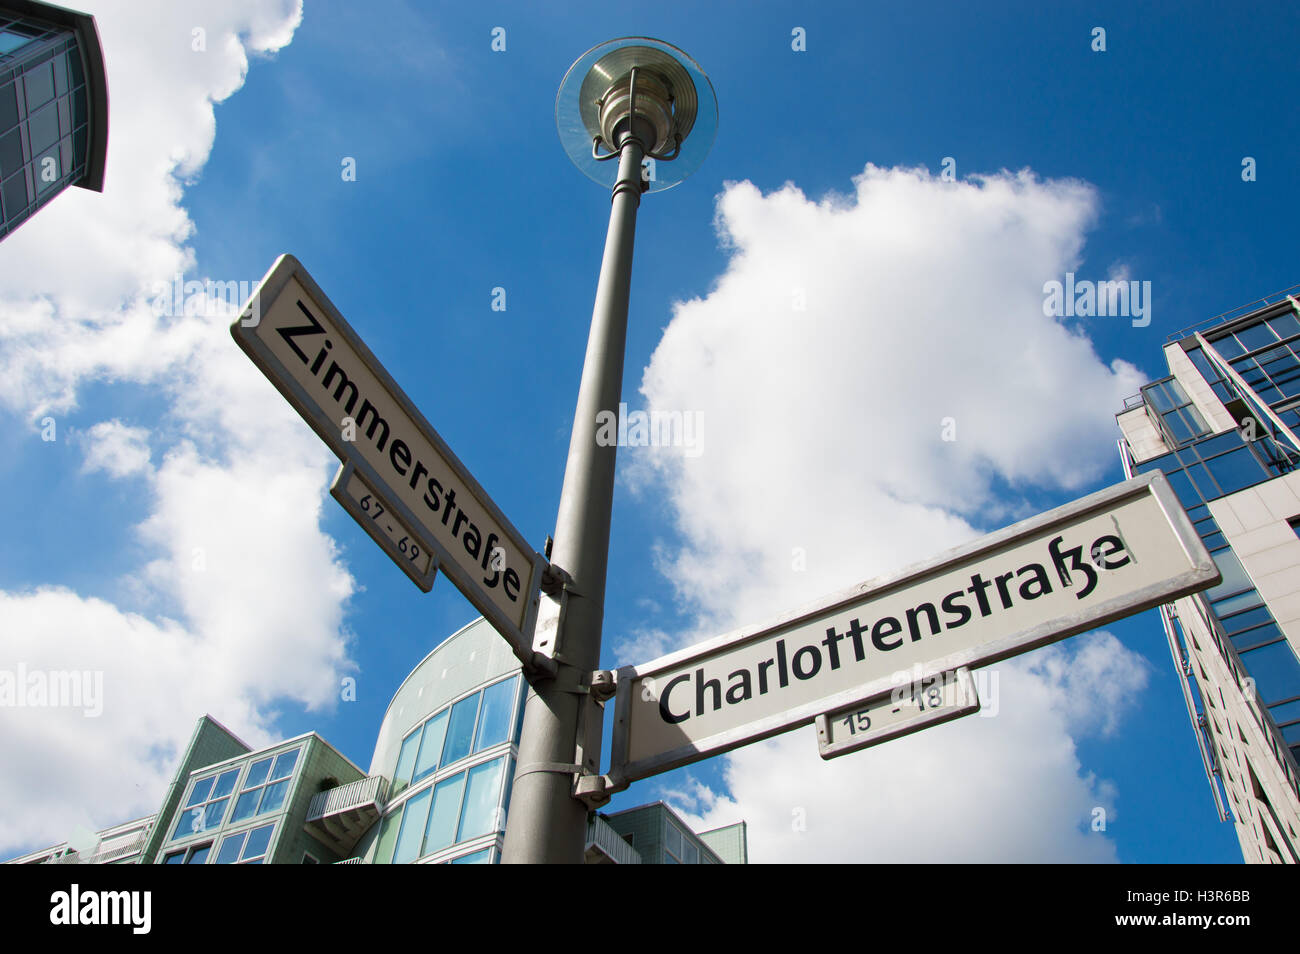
[414,710,448,782]
[450,848,492,864]
[1267,698,1300,727]
[475,677,518,751]
[1212,335,1244,359]
[1204,447,1268,496]
[258,778,290,814]
[241,823,274,861]
[1220,605,1274,635]
[393,788,432,864]
[665,821,683,859]
[441,693,480,768]
[1230,623,1281,654]
[374,806,403,864]
[0,31,34,57]
[1236,322,1278,353]
[1237,641,1300,705]
[393,728,420,795]
[28,103,57,153]
[424,773,467,855]
[1205,549,1252,601]
[23,61,53,110]
[271,749,299,781]
[172,767,239,840]
[244,758,272,790]
[458,758,505,841]
[184,776,214,809]
[215,832,245,864]
[1268,313,1300,341]
[230,790,260,823]
[1211,590,1262,618]
[188,844,211,865]
[682,838,698,864]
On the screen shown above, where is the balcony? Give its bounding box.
[305,776,388,855]
[585,814,641,864]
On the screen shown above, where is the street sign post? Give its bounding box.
[231,254,548,670]
[606,471,1219,787]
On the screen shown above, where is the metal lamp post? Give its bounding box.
[502,38,717,864]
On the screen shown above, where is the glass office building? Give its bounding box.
[0,1,107,241]
[1116,287,1300,863]
[6,617,746,865]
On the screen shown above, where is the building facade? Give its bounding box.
[0,1,107,241]
[1116,288,1300,863]
[7,617,746,865]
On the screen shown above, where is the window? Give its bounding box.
[392,728,420,796]
[441,693,480,768]
[162,842,212,864]
[664,821,683,861]
[396,676,519,794]
[230,748,300,823]
[475,676,518,752]
[423,773,467,854]
[1237,641,1300,707]
[392,788,432,865]
[170,767,240,841]
[412,710,448,783]
[0,30,37,57]
[379,755,511,863]
[214,823,275,864]
[1142,377,1208,446]
[1290,517,1300,541]
[450,847,493,864]
[457,757,505,841]
[373,804,403,864]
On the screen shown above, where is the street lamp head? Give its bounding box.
[557,37,718,193]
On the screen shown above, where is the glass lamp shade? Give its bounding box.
[556,37,718,193]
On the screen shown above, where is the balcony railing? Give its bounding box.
[307,775,388,820]
[585,814,641,865]
[305,775,388,855]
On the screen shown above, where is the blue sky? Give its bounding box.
[1,0,1297,862]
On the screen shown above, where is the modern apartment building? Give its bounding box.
[1116,287,1300,863]
[6,617,745,864]
[0,0,106,241]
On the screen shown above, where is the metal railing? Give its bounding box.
[586,814,641,864]
[1166,284,1300,344]
[307,775,388,821]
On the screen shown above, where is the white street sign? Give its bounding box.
[815,666,980,759]
[231,254,546,666]
[608,472,1219,786]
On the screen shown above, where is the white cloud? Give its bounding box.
[0,1,338,856]
[80,420,152,478]
[634,166,1152,861]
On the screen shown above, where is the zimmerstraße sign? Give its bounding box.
[608,472,1217,785]
[231,255,546,668]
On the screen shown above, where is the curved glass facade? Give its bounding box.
[363,617,525,864]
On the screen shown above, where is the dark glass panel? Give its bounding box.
[0,82,16,132]
[1203,447,1268,495]
[1237,641,1300,705]
[1267,313,1300,341]
[23,60,52,109]
[0,127,21,178]
[27,101,56,151]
